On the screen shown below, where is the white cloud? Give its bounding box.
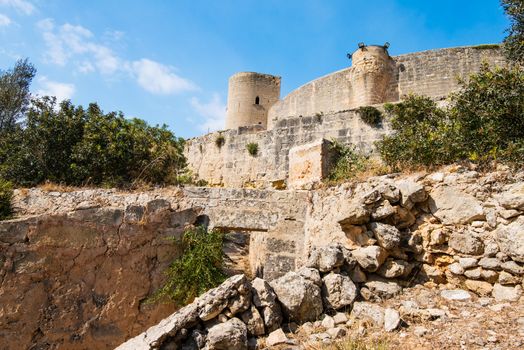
[132,59,197,95]
[36,77,75,102]
[37,19,197,95]
[190,93,226,132]
[0,0,35,15]
[0,13,10,26]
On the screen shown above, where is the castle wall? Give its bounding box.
[185,109,391,188]
[267,46,505,128]
[226,72,281,129]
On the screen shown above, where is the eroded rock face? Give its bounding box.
[0,204,198,350]
[270,272,323,322]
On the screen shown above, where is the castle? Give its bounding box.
[186,44,505,188]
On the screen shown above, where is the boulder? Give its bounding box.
[369,222,402,249]
[207,318,248,350]
[501,261,524,275]
[250,278,282,332]
[478,257,502,270]
[376,184,401,204]
[496,182,524,210]
[362,276,402,300]
[321,272,358,310]
[449,231,484,255]
[396,180,427,209]
[297,267,322,287]
[429,186,484,225]
[270,272,323,322]
[384,308,401,332]
[492,283,523,302]
[198,275,251,321]
[496,216,524,263]
[464,280,493,296]
[265,328,290,347]
[240,306,265,336]
[337,201,370,226]
[448,263,465,275]
[321,315,336,329]
[458,257,478,269]
[371,200,396,221]
[261,304,283,333]
[351,302,385,326]
[307,245,345,272]
[352,246,388,272]
[377,259,413,278]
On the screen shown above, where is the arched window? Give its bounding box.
[255,96,260,105]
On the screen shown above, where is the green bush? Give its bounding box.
[0,178,13,220]
[215,134,225,148]
[502,0,524,64]
[246,142,259,156]
[377,95,458,169]
[150,226,226,305]
[0,97,187,187]
[328,140,369,181]
[358,106,383,127]
[450,64,524,164]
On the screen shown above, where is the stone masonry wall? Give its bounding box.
[185,109,391,188]
[267,46,504,127]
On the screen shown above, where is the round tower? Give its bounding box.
[226,72,281,129]
[350,45,395,106]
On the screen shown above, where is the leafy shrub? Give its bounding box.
[450,63,524,164]
[377,95,458,169]
[215,134,225,148]
[358,106,383,127]
[472,44,501,50]
[150,226,226,305]
[0,178,13,220]
[328,140,369,182]
[502,0,524,64]
[0,97,187,187]
[246,142,259,156]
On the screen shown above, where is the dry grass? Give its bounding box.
[37,181,78,192]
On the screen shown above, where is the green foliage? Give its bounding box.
[0,97,187,187]
[215,134,225,148]
[246,142,259,156]
[472,44,501,50]
[150,226,226,305]
[502,0,524,64]
[0,178,13,220]
[450,63,524,164]
[377,65,524,169]
[0,58,36,132]
[328,140,369,181]
[357,106,383,127]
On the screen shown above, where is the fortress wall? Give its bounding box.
[267,46,505,128]
[395,46,506,98]
[185,109,391,188]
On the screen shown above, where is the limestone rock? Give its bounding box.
[251,278,277,308]
[297,267,322,287]
[350,265,367,283]
[371,200,396,221]
[337,201,370,226]
[369,222,401,249]
[333,312,348,325]
[363,276,402,300]
[448,263,465,275]
[465,280,493,296]
[207,318,248,350]
[429,186,484,225]
[265,328,290,347]
[384,308,401,332]
[440,289,471,301]
[261,304,283,333]
[498,271,520,285]
[396,180,427,209]
[351,302,385,326]
[496,216,524,262]
[377,184,401,204]
[464,267,482,280]
[377,259,413,278]
[321,272,358,310]
[321,315,336,329]
[496,182,524,210]
[327,327,346,339]
[317,245,345,272]
[449,231,484,255]
[270,272,323,322]
[352,246,388,272]
[501,261,524,275]
[458,257,478,269]
[478,257,502,270]
[198,275,251,321]
[240,306,265,336]
[492,283,523,301]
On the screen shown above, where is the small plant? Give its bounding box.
[0,178,13,220]
[358,106,383,127]
[215,134,225,148]
[327,140,369,182]
[246,142,259,156]
[149,225,226,305]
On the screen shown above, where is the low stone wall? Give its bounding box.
[184,109,391,188]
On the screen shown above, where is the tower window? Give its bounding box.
[255,96,260,105]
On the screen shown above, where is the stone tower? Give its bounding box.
[225,72,281,129]
[350,45,395,107]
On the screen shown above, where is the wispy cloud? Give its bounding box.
[0,13,11,26]
[36,76,75,102]
[190,93,226,132]
[0,0,35,15]
[37,18,197,95]
[132,59,197,95]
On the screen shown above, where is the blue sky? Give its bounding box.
[0,0,509,138]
